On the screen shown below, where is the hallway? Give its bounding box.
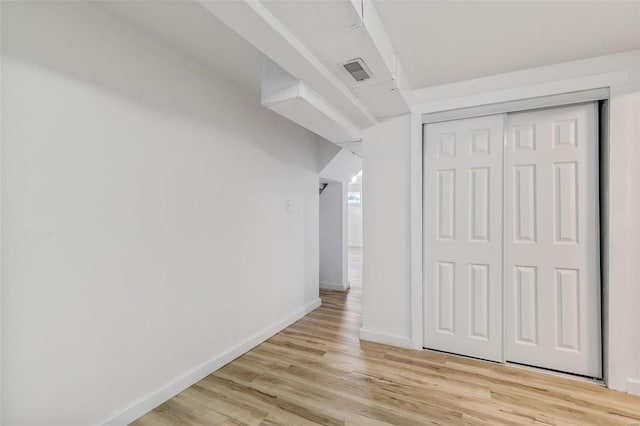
[348,245,362,290]
[135,248,640,425]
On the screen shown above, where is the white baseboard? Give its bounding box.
[627,379,640,396]
[359,328,413,349]
[320,281,348,291]
[102,298,321,426]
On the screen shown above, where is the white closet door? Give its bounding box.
[423,114,504,362]
[505,103,601,377]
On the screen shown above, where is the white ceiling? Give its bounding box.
[98,0,640,137]
[374,0,640,89]
[98,1,262,95]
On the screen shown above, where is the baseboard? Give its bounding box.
[359,328,413,349]
[627,379,640,396]
[320,281,348,291]
[102,298,321,425]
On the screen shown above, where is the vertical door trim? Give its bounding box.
[598,100,609,385]
[410,111,424,350]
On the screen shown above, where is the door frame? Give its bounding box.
[410,85,632,389]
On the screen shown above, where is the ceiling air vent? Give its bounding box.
[341,58,372,82]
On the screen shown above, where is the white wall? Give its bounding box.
[360,115,412,347]
[0,2,338,424]
[347,183,363,247]
[362,51,640,392]
[319,182,348,290]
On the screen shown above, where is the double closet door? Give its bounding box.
[423,103,601,378]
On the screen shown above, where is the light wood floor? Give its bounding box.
[134,247,640,425]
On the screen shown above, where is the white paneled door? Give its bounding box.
[505,103,601,378]
[423,114,505,362]
[423,103,601,377]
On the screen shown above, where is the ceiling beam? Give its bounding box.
[197,0,377,129]
[359,0,412,93]
[255,0,412,118]
[343,0,412,117]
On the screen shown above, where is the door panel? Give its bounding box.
[505,103,601,378]
[423,114,504,362]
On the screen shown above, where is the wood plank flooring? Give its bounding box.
[134,248,640,425]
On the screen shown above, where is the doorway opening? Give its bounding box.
[348,170,363,292]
